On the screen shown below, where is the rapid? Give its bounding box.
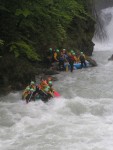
[0,8,113,150]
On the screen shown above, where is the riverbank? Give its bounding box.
[0,55,97,95]
[0,60,60,95]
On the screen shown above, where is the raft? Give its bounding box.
[24,88,60,103]
[64,61,90,70]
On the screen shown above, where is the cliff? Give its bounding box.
[0,0,96,91]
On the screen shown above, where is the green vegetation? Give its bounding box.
[0,0,95,89]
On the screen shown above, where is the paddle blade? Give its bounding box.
[54,91,60,97]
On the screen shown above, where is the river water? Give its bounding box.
[0,8,113,150]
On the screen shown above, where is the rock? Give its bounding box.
[12,82,24,90]
[43,69,60,75]
[108,54,113,61]
[35,68,44,75]
[52,76,58,81]
[0,85,12,95]
[36,74,58,84]
[86,56,97,67]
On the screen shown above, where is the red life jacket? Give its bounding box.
[71,55,75,61]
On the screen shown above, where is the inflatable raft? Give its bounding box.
[24,88,60,103]
[64,61,90,70]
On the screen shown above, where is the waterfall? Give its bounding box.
[92,0,113,51]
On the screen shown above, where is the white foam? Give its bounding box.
[0,96,113,150]
[93,7,113,51]
[0,51,113,149]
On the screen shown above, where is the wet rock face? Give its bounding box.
[92,0,113,42]
[108,54,113,61]
[86,57,97,67]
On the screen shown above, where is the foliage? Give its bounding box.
[0,0,95,86]
[0,39,4,46]
[10,41,40,60]
[0,0,93,58]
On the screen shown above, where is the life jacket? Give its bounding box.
[73,56,77,61]
[63,54,68,60]
[79,55,85,62]
[53,52,58,61]
[50,87,54,93]
[68,55,74,63]
[39,80,48,90]
[59,56,64,62]
[22,91,30,99]
[22,86,30,99]
[29,85,36,92]
[76,56,80,63]
[71,55,76,61]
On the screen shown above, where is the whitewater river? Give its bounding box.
[0,50,113,150]
[1,6,113,150]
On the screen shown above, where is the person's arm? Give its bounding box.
[54,52,58,61]
[74,56,77,62]
[83,54,86,59]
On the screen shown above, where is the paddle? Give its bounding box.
[27,88,35,103]
[27,92,33,103]
[65,62,69,72]
[54,91,60,97]
[41,89,54,98]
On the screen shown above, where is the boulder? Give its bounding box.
[86,56,97,67]
[108,54,113,61]
[43,69,60,75]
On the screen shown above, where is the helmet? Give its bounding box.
[73,52,75,55]
[26,87,30,91]
[71,50,74,53]
[63,49,66,51]
[30,81,35,85]
[47,86,50,89]
[30,88,34,92]
[49,48,52,51]
[49,81,52,85]
[44,86,50,92]
[81,52,83,54]
[56,49,59,52]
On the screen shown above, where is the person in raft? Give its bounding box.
[53,49,60,62]
[39,78,54,98]
[22,81,36,100]
[67,52,75,72]
[79,52,87,68]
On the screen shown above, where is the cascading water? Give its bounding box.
[1,52,113,150]
[0,5,113,150]
[93,1,113,51]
